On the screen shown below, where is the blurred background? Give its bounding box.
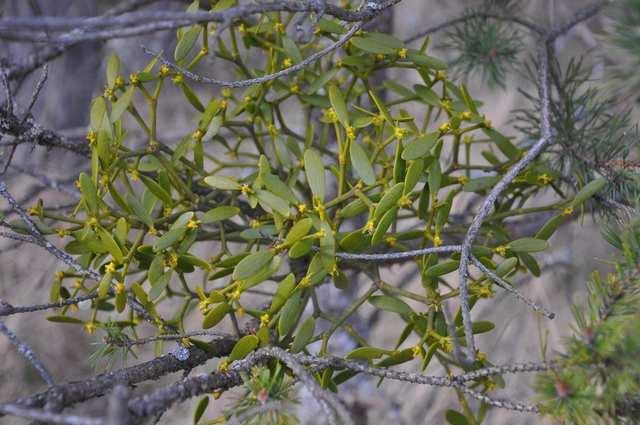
[0,0,628,424]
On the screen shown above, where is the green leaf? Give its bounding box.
[371,207,397,246]
[351,35,395,54]
[174,25,202,62]
[328,84,349,126]
[291,316,315,353]
[373,182,404,220]
[126,194,153,228]
[270,274,296,314]
[404,158,425,193]
[203,175,241,191]
[402,133,438,161]
[535,215,564,240]
[111,86,134,122]
[255,189,290,217]
[284,218,313,246]
[406,50,447,70]
[507,238,548,253]
[149,271,172,299]
[349,140,376,185]
[304,149,326,202]
[233,249,274,281]
[193,397,209,425]
[445,409,470,425]
[482,128,519,160]
[414,84,441,107]
[97,228,125,263]
[98,272,112,298]
[278,290,303,337]
[368,295,413,316]
[519,252,541,277]
[495,257,518,277]
[153,227,186,252]
[79,172,99,214]
[425,260,459,277]
[288,238,313,259]
[463,176,500,192]
[572,177,607,206]
[202,302,231,329]
[428,159,442,194]
[201,206,239,224]
[282,36,303,63]
[345,347,389,361]
[229,335,259,362]
[106,53,120,87]
[140,174,172,205]
[46,315,84,324]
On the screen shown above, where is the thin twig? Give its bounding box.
[0,320,54,386]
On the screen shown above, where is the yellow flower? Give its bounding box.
[461,111,472,120]
[374,53,385,62]
[27,207,39,216]
[192,128,205,141]
[274,22,284,34]
[314,228,327,239]
[463,135,473,145]
[84,322,96,335]
[493,245,507,257]
[260,313,270,327]
[385,235,397,247]
[345,126,356,140]
[289,83,299,94]
[222,88,232,98]
[114,76,125,88]
[296,203,307,214]
[219,99,228,109]
[372,115,384,127]
[115,281,126,294]
[148,226,158,236]
[55,271,65,280]
[397,48,408,59]
[159,65,171,77]
[439,121,451,133]
[129,73,140,85]
[240,184,253,195]
[186,218,200,230]
[482,118,492,128]
[217,359,229,372]
[457,175,469,185]
[212,390,222,399]
[180,337,193,347]
[238,23,246,33]
[229,289,241,301]
[236,307,245,317]
[440,337,453,353]
[250,219,261,229]
[478,285,493,298]
[485,379,497,391]
[562,206,574,216]
[243,95,252,104]
[394,126,407,140]
[323,108,338,123]
[282,58,293,68]
[364,219,375,234]
[398,195,412,208]
[477,351,487,362]
[99,174,109,187]
[433,235,442,247]
[412,345,423,358]
[198,299,210,313]
[103,86,115,101]
[537,173,553,185]
[73,279,83,290]
[130,169,140,181]
[165,251,179,269]
[336,58,344,68]
[172,73,184,84]
[435,70,447,81]
[87,217,99,227]
[86,131,97,146]
[441,99,452,112]
[105,262,117,274]
[299,275,312,288]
